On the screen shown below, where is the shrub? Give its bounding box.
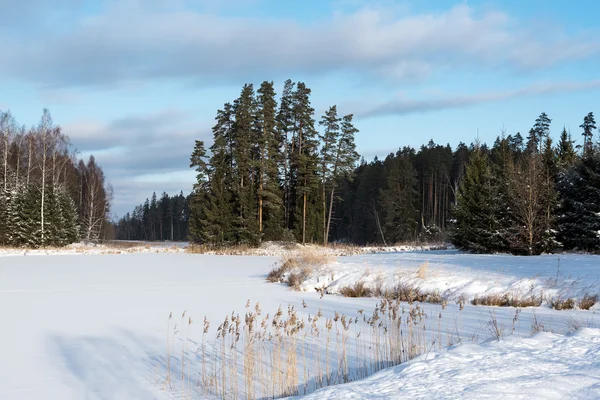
[579,293,598,310]
[266,247,335,290]
[472,292,542,308]
[550,297,575,310]
[339,281,372,298]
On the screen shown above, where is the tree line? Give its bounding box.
[111,79,598,255]
[453,112,599,254]
[184,79,599,254]
[113,191,190,241]
[0,109,112,247]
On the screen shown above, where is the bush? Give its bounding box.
[340,281,372,298]
[579,293,598,310]
[550,297,575,310]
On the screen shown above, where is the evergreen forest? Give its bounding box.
[113,81,600,255]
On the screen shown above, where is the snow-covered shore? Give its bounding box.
[1,250,598,399]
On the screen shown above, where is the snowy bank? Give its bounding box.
[296,328,600,400]
[280,251,600,309]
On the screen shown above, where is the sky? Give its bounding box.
[2,0,600,217]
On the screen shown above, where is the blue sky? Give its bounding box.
[2,0,600,217]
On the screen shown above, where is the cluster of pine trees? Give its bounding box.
[453,112,599,254]
[189,80,360,245]
[114,191,190,241]
[0,109,112,247]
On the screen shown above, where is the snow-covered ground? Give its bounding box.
[296,328,600,400]
[0,241,189,256]
[292,250,600,308]
[0,251,598,399]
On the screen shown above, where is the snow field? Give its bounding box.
[0,251,599,399]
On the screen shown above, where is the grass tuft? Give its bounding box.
[339,281,372,298]
[550,297,575,310]
[267,248,335,290]
[472,292,542,308]
[578,293,598,310]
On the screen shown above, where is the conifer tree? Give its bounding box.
[580,112,597,156]
[319,105,341,244]
[256,81,284,240]
[381,147,419,242]
[557,152,600,252]
[292,82,320,244]
[232,84,260,244]
[277,79,296,232]
[557,127,577,168]
[452,146,505,252]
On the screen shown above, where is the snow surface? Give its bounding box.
[295,328,600,400]
[293,250,600,307]
[0,251,599,399]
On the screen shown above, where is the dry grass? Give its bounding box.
[416,261,429,280]
[578,293,598,310]
[266,248,335,290]
[381,283,444,304]
[164,298,438,399]
[472,292,542,308]
[339,281,373,298]
[550,297,575,310]
[187,243,254,255]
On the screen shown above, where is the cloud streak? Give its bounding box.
[2,2,599,88]
[357,80,600,118]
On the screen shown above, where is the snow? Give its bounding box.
[295,328,600,400]
[0,241,189,256]
[0,251,599,399]
[292,250,600,308]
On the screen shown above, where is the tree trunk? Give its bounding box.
[41,131,47,245]
[303,191,307,245]
[325,185,336,246]
[322,185,327,246]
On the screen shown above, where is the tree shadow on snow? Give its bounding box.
[46,329,170,400]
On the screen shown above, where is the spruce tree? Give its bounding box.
[452,146,505,253]
[557,127,577,168]
[557,152,600,252]
[0,186,8,245]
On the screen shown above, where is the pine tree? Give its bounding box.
[580,112,597,156]
[533,112,552,153]
[319,105,341,244]
[256,81,284,240]
[381,147,419,242]
[292,82,320,244]
[277,79,296,233]
[232,84,260,244]
[189,140,212,243]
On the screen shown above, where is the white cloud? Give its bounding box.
[1,3,598,88]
